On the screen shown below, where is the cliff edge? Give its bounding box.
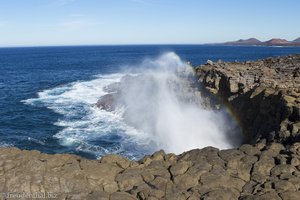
[1,55,300,200]
[1,143,300,200]
[196,55,300,145]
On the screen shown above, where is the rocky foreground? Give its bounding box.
[1,55,300,200]
[1,143,300,200]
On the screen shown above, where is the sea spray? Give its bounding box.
[110,52,240,154]
[23,52,241,159]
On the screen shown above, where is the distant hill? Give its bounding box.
[293,37,300,43]
[223,37,300,46]
[265,38,289,45]
[225,38,261,45]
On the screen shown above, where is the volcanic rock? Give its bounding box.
[1,142,300,199]
[1,55,300,199]
[195,54,300,145]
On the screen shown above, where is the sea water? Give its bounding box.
[1,45,300,159]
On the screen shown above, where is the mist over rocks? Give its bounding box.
[196,54,300,145]
[1,54,300,199]
[97,52,241,154]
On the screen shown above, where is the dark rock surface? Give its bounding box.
[196,55,300,145]
[1,55,300,199]
[1,143,300,199]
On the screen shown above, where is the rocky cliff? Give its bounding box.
[196,55,300,145]
[1,55,300,200]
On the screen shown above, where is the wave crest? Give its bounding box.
[22,52,241,159]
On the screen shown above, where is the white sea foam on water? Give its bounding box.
[0,141,12,147]
[23,73,152,159]
[27,137,46,145]
[23,52,240,159]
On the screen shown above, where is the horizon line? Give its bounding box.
[0,43,217,48]
[1,36,299,48]
[1,42,300,49]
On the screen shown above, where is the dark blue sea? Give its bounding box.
[1,45,300,159]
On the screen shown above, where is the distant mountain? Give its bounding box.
[265,38,289,45]
[223,37,300,46]
[293,37,300,43]
[225,38,262,45]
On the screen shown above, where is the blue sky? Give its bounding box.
[0,0,299,46]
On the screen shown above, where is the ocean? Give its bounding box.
[1,45,300,159]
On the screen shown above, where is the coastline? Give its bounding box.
[1,54,299,199]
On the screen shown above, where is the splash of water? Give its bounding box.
[23,52,241,159]
[114,52,240,153]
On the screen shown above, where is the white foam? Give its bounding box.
[23,73,151,159]
[27,137,46,145]
[22,52,240,159]
[116,52,240,154]
[0,141,12,147]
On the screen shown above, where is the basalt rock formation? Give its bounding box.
[1,55,300,200]
[196,55,300,145]
[1,143,300,199]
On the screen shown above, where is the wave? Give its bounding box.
[23,73,153,159]
[22,52,241,159]
[0,141,12,147]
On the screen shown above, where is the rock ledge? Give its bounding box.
[196,55,300,144]
[1,143,300,199]
[1,55,300,200]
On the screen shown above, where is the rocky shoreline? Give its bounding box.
[196,55,300,145]
[1,55,300,200]
[1,143,300,200]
